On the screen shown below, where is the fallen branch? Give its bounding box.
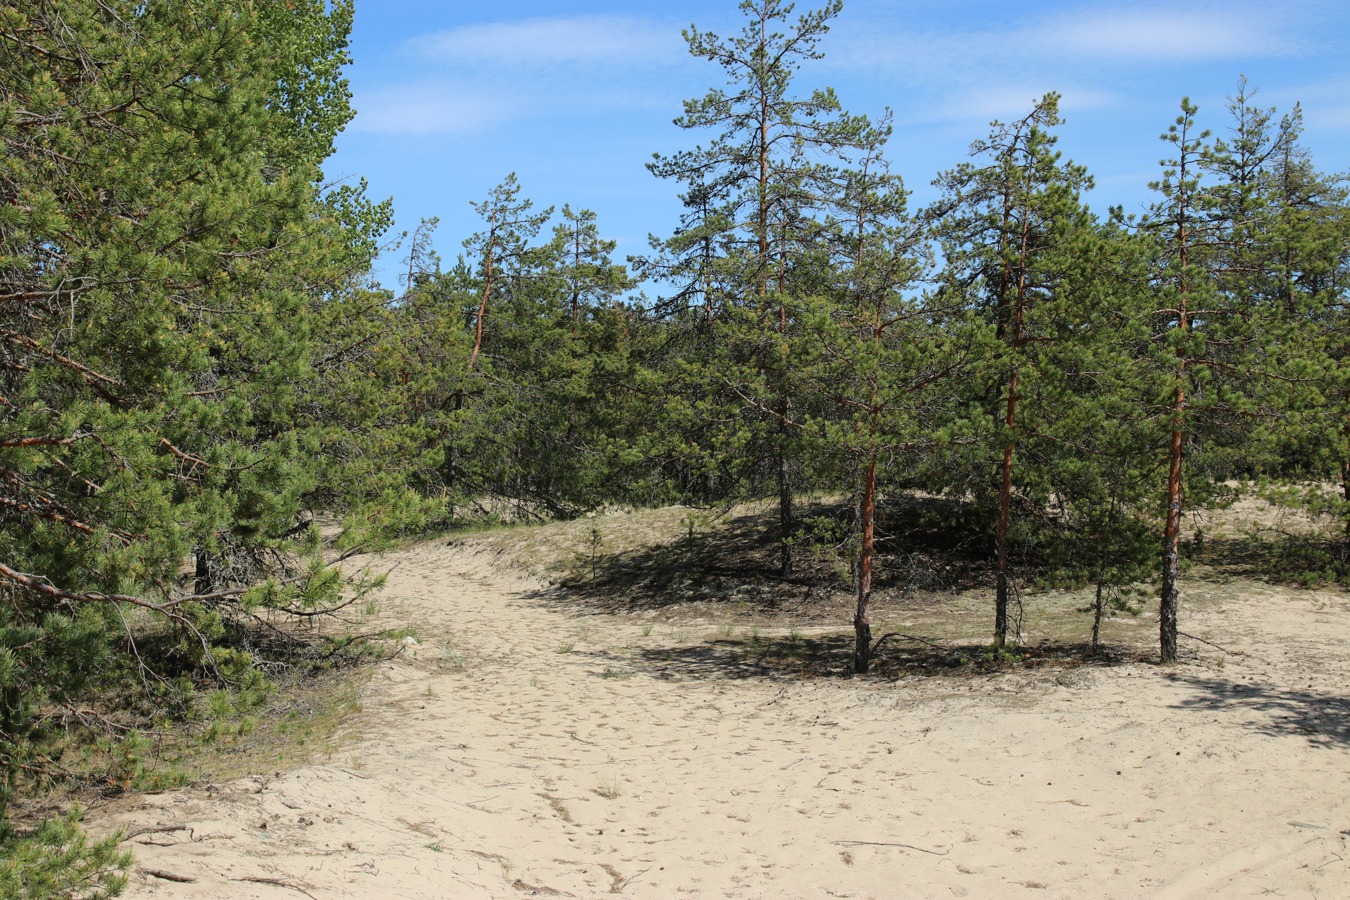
[121,824,191,842]
[832,839,949,856]
[139,868,196,883]
[618,865,653,891]
[231,876,319,898]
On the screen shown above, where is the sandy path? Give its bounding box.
[103,537,1350,898]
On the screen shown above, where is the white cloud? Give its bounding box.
[827,3,1303,128]
[831,4,1301,88]
[1265,76,1350,130]
[1312,105,1350,128]
[1057,88,1119,114]
[352,85,506,135]
[406,15,685,69]
[936,85,1117,122]
[351,79,676,137]
[1031,8,1296,61]
[351,15,691,135]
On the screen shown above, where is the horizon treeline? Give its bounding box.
[2,0,1348,885]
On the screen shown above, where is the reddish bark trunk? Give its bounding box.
[853,455,877,674]
[778,440,793,578]
[1160,388,1185,664]
[467,237,495,376]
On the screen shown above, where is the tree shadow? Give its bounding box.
[541,507,784,616]
[1168,673,1350,748]
[1197,533,1350,587]
[627,632,1146,683]
[632,635,853,681]
[873,493,994,593]
[549,495,997,619]
[1195,536,1287,581]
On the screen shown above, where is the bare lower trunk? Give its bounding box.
[1342,458,1350,542]
[1090,502,1116,656]
[994,366,1019,649]
[446,391,465,520]
[853,457,877,675]
[778,446,792,578]
[1160,395,1185,664]
[195,550,211,597]
[1091,579,1105,655]
[994,452,1011,648]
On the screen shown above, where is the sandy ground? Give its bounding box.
[97,533,1350,899]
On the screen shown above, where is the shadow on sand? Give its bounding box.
[549,496,996,619]
[1168,673,1350,748]
[619,632,1147,683]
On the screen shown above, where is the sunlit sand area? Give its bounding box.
[104,504,1350,898]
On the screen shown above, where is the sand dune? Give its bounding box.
[99,533,1350,898]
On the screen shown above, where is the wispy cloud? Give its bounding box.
[1312,105,1350,129]
[938,85,1118,122]
[1264,75,1350,131]
[1028,8,1297,61]
[353,15,690,135]
[352,84,508,135]
[830,2,1304,124]
[406,15,685,69]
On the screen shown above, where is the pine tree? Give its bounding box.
[647,0,870,576]
[1033,221,1158,651]
[1142,98,1233,663]
[442,175,553,512]
[933,93,1102,648]
[0,0,384,838]
[1201,87,1350,556]
[808,118,974,673]
[481,203,642,515]
[1265,128,1350,541]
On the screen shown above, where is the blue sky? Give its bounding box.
[327,0,1350,291]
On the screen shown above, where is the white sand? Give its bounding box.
[99,535,1350,898]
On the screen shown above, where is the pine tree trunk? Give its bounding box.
[446,390,465,520]
[778,436,793,578]
[993,191,1030,650]
[1342,457,1350,543]
[1160,164,1191,665]
[995,433,1014,649]
[1091,578,1105,655]
[853,455,877,674]
[1091,500,1116,656]
[195,549,211,597]
[468,233,495,376]
[994,338,1022,649]
[1160,390,1185,664]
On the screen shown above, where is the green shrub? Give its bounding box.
[0,808,130,899]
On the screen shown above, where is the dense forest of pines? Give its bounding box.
[2,0,1348,890]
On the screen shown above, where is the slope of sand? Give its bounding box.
[99,533,1350,898]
